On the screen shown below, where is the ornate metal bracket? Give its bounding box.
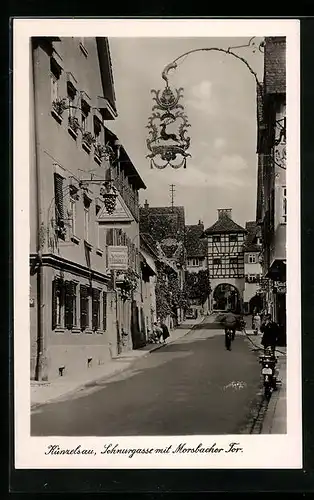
[273,117,286,170]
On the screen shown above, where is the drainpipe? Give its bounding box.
[32,42,45,381]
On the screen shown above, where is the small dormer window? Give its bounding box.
[248,254,257,264]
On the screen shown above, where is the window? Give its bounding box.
[84,208,89,242]
[189,258,199,266]
[51,73,58,103]
[54,173,65,240]
[52,278,64,329]
[230,257,238,266]
[81,99,90,132]
[64,281,77,329]
[248,254,257,264]
[83,195,91,242]
[229,235,237,242]
[92,289,101,331]
[50,58,61,103]
[80,285,90,330]
[213,258,221,265]
[94,116,102,144]
[95,204,101,248]
[69,197,76,236]
[282,186,287,223]
[67,81,76,117]
[213,235,221,243]
[106,228,114,246]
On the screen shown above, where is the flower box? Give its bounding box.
[68,116,81,138]
[51,98,68,122]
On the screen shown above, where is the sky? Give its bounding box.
[107,37,264,230]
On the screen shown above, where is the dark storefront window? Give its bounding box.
[52,277,64,329]
[64,281,77,329]
[52,279,77,330]
[80,285,90,330]
[92,288,101,331]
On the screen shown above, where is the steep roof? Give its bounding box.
[140,233,159,259]
[243,221,262,252]
[185,224,207,258]
[264,37,286,95]
[139,205,186,263]
[105,127,146,190]
[203,214,246,235]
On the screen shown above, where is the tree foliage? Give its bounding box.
[155,262,188,320]
[184,269,211,306]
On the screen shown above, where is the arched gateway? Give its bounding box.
[213,283,241,312]
[202,209,246,314]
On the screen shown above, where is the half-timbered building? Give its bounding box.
[202,209,246,312]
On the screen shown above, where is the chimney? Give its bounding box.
[218,209,232,220]
[144,199,149,209]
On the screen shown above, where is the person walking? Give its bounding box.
[260,314,279,355]
[160,321,170,344]
[252,312,261,335]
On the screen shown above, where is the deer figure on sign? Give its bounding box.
[159,116,178,142]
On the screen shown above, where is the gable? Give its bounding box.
[97,189,134,226]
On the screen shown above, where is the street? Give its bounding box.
[31,317,263,436]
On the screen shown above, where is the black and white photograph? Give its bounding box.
[14,18,301,469]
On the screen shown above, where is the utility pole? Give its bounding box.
[170,184,175,211]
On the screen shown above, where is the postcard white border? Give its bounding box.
[13,18,301,469]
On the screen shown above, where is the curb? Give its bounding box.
[31,319,205,410]
[260,385,281,434]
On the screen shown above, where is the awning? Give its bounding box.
[140,253,156,277]
[266,259,286,281]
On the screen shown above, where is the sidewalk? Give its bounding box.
[244,329,287,434]
[31,316,205,409]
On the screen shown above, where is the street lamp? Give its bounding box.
[79,138,121,215]
[146,37,265,170]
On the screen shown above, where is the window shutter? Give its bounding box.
[59,278,65,308]
[54,173,65,237]
[92,288,100,330]
[106,228,114,246]
[80,285,89,330]
[52,278,57,330]
[64,281,74,330]
[103,292,107,331]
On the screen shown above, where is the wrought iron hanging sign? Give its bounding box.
[146,38,265,171]
[146,79,191,169]
[274,115,286,170]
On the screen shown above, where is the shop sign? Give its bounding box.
[108,246,128,271]
[273,281,286,294]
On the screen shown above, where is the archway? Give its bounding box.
[213,283,240,313]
